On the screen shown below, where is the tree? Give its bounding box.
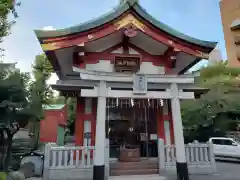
[0,0,20,56]
[66,98,76,135]
[53,96,76,135]
[182,62,240,142]
[0,62,31,172]
[28,54,53,148]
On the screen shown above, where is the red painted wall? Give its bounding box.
[75,98,84,146]
[74,98,97,146]
[40,106,67,143]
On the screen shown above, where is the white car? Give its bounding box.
[209,137,240,159]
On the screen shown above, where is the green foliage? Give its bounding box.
[198,62,240,81]
[0,0,20,56]
[197,62,240,92]
[66,97,77,135]
[28,54,53,119]
[0,63,29,128]
[182,62,240,141]
[53,96,76,135]
[0,172,6,180]
[27,54,53,148]
[0,62,32,172]
[53,96,66,104]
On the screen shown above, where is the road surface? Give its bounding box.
[167,160,240,180]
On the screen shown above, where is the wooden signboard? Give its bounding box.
[114,56,140,72]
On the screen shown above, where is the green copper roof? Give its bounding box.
[35,0,217,49]
[43,104,65,110]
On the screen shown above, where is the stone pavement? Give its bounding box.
[25,175,167,180]
[25,161,240,180]
[109,175,166,180]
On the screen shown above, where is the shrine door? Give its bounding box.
[106,98,162,159]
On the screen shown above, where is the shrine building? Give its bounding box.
[35,0,217,180]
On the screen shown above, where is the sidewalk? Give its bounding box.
[24,175,167,180]
[166,174,220,180]
[109,175,167,180]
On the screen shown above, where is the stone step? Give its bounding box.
[110,161,158,169]
[110,160,159,176]
[110,168,158,176]
[111,163,158,170]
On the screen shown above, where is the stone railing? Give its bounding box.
[158,139,217,174]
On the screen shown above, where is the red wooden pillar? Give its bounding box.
[91,98,97,146]
[157,102,165,142]
[159,100,175,145]
[74,98,85,160]
[168,100,175,144]
[75,97,85,146]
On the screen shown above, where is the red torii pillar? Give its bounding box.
[157,99,174,145]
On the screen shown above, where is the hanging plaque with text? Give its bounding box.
[133,74,147,95]
[114,56,140,72]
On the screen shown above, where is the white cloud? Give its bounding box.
[47,73,58,85]
[47,73,59,97]
[42,26,56,31]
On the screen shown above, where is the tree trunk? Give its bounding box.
[33,121,40,150]
[0,131,13,172]
[0,131,5,171]
[3,135,13,172]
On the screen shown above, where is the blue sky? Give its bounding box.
[1,0,225,75]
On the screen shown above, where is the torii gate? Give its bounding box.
[69,68,194,180]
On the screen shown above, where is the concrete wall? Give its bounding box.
[40,108,67,144]
[220,0,240,67]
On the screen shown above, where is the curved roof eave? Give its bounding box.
[34,2,130,40]
[35,1,217,50]
[230,19,240,31]
[133,4,217,49]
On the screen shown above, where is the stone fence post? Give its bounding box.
[42,143,57,180]
[158,138,165,173]
[105,139,109,179]
[208,142,217,173]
